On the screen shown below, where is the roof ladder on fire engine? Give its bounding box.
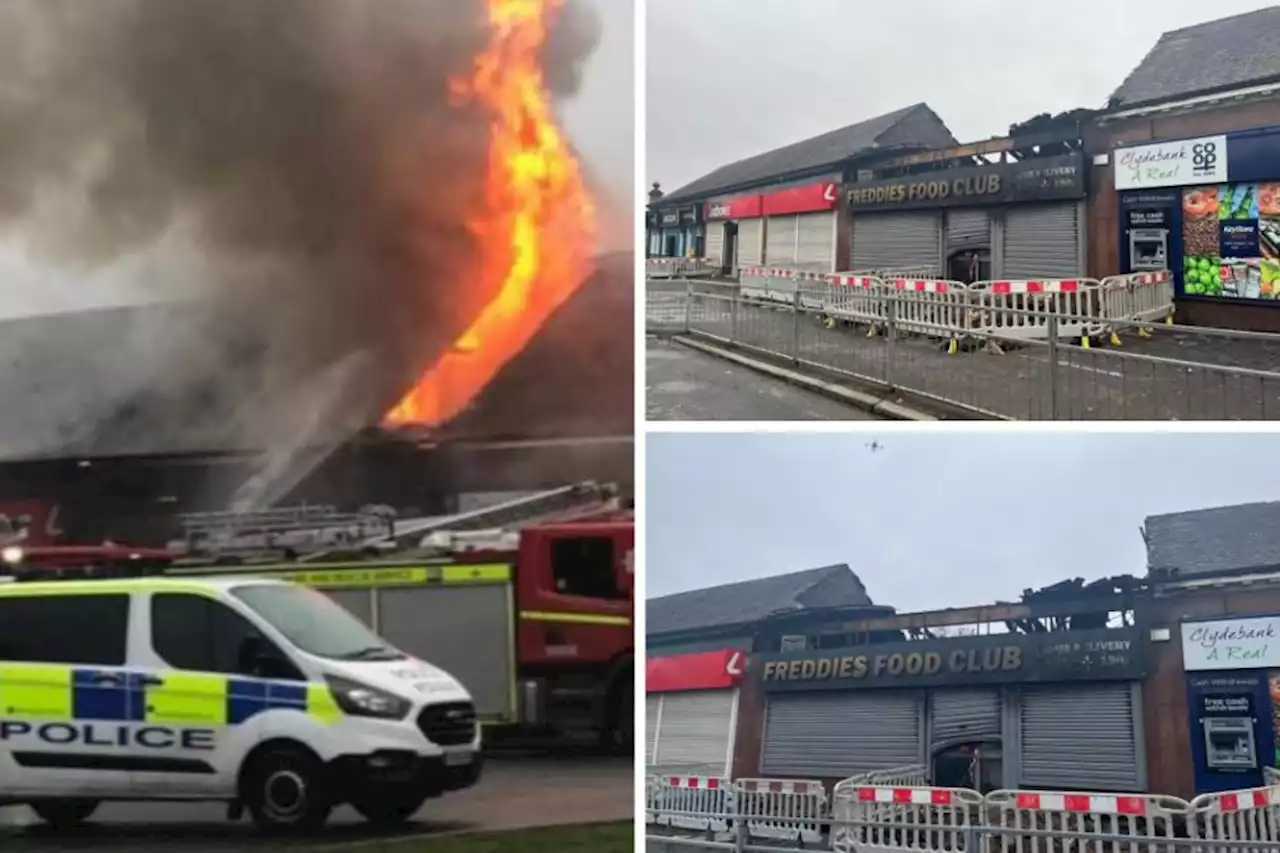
[300,480,617,561]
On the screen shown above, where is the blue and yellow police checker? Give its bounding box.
[0,575,481,832]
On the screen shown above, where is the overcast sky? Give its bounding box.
[646,430,1280,610]
[646,0,1279,192]
[562,0,634,234]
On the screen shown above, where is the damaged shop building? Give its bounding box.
[663,498,1280,799]
[646,104,957,272]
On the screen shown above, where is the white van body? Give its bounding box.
[0,576,482,831]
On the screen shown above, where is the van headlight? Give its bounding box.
[324,675,411,720]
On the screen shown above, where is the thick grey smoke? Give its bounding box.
[0,0,601,466]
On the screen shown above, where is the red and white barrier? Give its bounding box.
[887,278,970,342]
[1189,785,1280,851]
[651,776,735,833]
[831,784,984,853]
[735,777,827,844]
[968,278,1107,344]
[985,788,1186,853]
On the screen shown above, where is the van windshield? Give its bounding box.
[231,583,405,662]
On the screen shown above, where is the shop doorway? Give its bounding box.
[947,249,991,284]
[722,222,738,272]
[694,234,705,258]
[664,233,679,257]
[932,740,1002,793]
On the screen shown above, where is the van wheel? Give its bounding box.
[352,789,428,828]
[241,746,331,834]
[31,799,99,828]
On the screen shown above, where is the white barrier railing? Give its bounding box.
[649,774,1280,852]
[735,778,827,845]
[832,784,984,853]
[721,268,1179,350]
[1188,785,1280,852]
[985,789,1187,853]
[649,775,736,834]
[967,278,1108,345]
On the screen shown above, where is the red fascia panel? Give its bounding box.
[647,648,746,692]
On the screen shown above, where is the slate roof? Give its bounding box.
[660,104,957,204]
[1145,500,1280,578]
[647,564,872,637]
[1110,6,1280,107]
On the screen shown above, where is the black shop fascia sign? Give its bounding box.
[659,209,679,227]
[847,152,1086,213]
[756,627,1144,692]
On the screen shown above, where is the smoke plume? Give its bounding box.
[0,0,601,462]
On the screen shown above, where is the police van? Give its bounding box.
[0,567,482,832]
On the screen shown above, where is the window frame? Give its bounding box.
[0,592,131,666]
[149,591,303,680]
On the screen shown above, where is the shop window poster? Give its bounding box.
[1270,672,1280,765]
[1182,184,1280,299]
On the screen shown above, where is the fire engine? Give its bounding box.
[1,482,634,752]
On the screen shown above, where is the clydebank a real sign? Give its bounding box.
[757,627,1144,692]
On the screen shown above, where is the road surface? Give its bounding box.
[647,337,879,421]
[0,753,632,852]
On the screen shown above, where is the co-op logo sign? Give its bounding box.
[1114,135,1229,190]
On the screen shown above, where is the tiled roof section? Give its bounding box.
[1110,7,1280,107]
[661,104,957,203]
[647,564,871,636]
[1145,500,1280,578]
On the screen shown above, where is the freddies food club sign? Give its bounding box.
[757,628,1144,692]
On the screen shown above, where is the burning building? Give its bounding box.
[0,0,631,543]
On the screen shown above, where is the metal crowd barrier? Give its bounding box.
[718,266,1177,351]
[647,775,1280,853]
[648,257,721,278]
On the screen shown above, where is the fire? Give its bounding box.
[384,0,596,426]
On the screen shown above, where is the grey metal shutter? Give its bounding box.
[1020,684,1141,791]
[851,212,941,272]
[646,695,662,764]
[705,222,725,265]
[1002,204,1080,280]
[737,219,764,267]
[796,212,835,270]
[946,209,990,251]
[930,688,1002,750]
[765,215,797,266]
[761,691,924,777]
[652,689,736,775]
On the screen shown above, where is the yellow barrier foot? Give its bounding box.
[866,325,877,338]
[947,338,958,355]
[823,316,834,330]
[985,341,1005,356]
[1109,331,1122,347]
[1081,336,1091,349]
[1139,327,1152,339]
[1164,314,1173,325]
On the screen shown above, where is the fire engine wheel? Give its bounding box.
[30,798,100,828]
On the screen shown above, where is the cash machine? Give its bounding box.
[1187,672,1274,793]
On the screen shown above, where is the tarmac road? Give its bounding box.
[647,337,879,420]
[0,752,633,852]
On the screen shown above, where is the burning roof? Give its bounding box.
[0,0,608,479]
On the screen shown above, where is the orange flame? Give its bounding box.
[384,0,596,426]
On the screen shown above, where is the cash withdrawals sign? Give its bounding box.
[756,627,1145,692]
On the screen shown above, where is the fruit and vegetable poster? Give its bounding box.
[1182,183,1280,299]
